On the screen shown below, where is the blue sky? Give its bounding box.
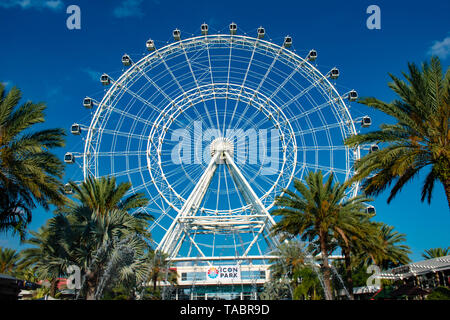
[0,0,449,262]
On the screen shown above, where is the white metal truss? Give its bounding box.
[157,150,279,262]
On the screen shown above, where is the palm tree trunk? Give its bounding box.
[153,274,158,293]
[319,231,333,300]
[343,247,354,300]
[85,271,97,300]
[50,278,58,298]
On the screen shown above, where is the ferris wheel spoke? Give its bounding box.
[112,165,148,178]
[118,84,164,113]
[302,163,347,175]
[278,80,320,111]
[205,39,221,131]
[227,40,258,131]
[179,43,216,130]
[289,98,338,122]
[294,121,343,136]
[107,105,153,127]
[297,145,348,151]
[136,65,202,128]
[129,180,155,195]
[158,54,214,132]
[100,128,149,141]
[228,47,282,133]
[268,61,304,101]
[239,164,279,196]
[92,150,147,157]
[222,39,234,136]
[166,165,206,196]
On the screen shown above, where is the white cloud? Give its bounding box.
[82,67,101,83]
[428,34,450,60]
[113,0,144,18]
[0,0,64,11]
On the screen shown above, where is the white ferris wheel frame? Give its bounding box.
[80,32,361,263]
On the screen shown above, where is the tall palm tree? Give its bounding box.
[345,57,450,208]
[422,247,450,259]
[0,247,21,275]
[0,83,66,235]
[271,170,372,300]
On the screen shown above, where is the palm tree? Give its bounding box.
[63,207,152,299]
[335,217,384,299]
[0,84,66,235]
[67,175,149,217]
[144,250,177,297]
[65,176,152,299]
[269,240,306,280]
[345,57,450,208]
[20,222,75,297]
[422,247,450,259]
[21,176,153,299]
[268,240,306,298]
[271,170,372,300]
[0,247,21,275]
[293,266,324,300]
[359,223,411,270]
[0,187,33,240]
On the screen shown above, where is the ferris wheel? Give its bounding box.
[66,23,365,264]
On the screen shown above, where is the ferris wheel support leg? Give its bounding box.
[157,153,220,257]
[223,152,279,250]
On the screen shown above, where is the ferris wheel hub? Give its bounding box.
[210,137,234,163]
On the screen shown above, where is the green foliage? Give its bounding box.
[349,264,370,288]
[292,267,324,300]
[422,247,450,259]
[20,175,153,299]
[426,286,450,300]
[345,57,450,207]
[67,175,149,217]
[0,83,66,238]
[269,240,306,280]
[376,224,411,269]
[142,250,177,298]
[352,223,411,271]
[260,278,292,300]
[271,170,375,299]
[0,247,21,274]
